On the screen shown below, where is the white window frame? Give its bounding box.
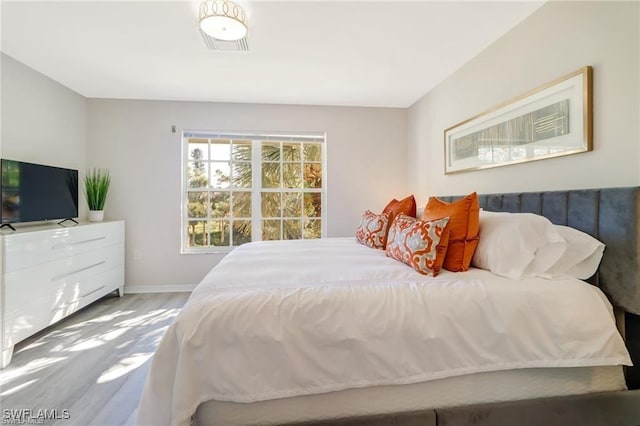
[181,130,327,254]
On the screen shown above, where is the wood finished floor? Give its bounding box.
[0,292,190,426]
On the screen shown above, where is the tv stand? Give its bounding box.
[0,224,16,231]
[57,218,79,226]
[0,221,125,368]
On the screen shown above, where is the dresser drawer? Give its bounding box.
[66,265,124,311]
[3,221,124,273]
[3,293,61,349]
[4,244,124,316]
[3,265,124,350]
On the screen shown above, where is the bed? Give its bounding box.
[136,187,640,426]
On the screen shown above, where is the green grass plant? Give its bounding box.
[85,168,111,210]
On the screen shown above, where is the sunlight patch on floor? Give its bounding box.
[66,326,129,352]
[0,378,38,397]
[0,356,64,385]
[97,353,153,384]
[65,310,135,329]
[115,308,181,328]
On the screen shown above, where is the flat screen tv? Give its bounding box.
[1,159,79,225]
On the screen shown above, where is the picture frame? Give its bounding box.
[444,66,593,174]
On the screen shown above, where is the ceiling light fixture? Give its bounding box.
[199,1,248,42]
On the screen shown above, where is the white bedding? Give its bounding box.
[136,238,631,426]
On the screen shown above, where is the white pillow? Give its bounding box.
[472,211,567,280]
[542,225,605,279]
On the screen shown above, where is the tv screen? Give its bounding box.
[1,159,79,224]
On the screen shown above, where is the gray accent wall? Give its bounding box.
[1,53,88,217]
[407,1,640,205]
[86,99,407,288]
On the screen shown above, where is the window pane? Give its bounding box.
[232,192,251,218]
[262,162,281,188]
[262,142,281,161]
[209,220,230,246]
[261,192,281,218]
[184,134,325,250]
[283,163,302,188]
[283,143,301,161]
[188,162,209,188]
[304,163,322,188]
[304,219,321,239]
[188,139,209,161]
[282,192,302,217]
[232,162,252,188]
[304,193,322,217]
[232,140,252,161]
[283,219,302,240]
[232,220,252,245]
[211,139,231,161]
[210,162,231,188]
[304,144,322,161]
[262,219,281,241]
[210,192,230,218]
[187,192,208,218]
[187,220,207,247]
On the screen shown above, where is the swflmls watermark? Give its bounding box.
[2,409,70,424]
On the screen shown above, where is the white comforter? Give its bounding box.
[136,238,631,426]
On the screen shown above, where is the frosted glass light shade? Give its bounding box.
[199,1,248,41]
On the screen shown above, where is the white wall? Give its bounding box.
[407,1,640,205]
[1,54,88,217]
[87,100,407,288]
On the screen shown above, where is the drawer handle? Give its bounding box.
[52,237,106,250]
[51,261,106,281]
[81,285,106,299]
[55,285,107,310]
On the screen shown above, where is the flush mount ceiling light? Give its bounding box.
[199,1,248,42]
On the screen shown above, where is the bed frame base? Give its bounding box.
[287,389,640,426]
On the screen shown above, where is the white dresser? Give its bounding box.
[0,221,125,368]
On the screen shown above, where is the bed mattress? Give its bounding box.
[136,238,631,426]
[194,365,626,425]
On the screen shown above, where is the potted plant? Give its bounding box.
[85,168,111,222]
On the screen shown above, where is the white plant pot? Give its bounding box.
[89,210,104,222]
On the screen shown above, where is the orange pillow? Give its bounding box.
[385,214,451,276]
[382,195,417,222]
[422,192,479,272]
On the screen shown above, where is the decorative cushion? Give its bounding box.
[383,195,417,222]
[385,214,451,276]
[355,210,392,250]
[422,192,480,272]
[472,211,567,280]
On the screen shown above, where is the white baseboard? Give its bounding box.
[124,284,196,294]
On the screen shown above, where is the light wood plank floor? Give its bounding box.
[0,292,190,426]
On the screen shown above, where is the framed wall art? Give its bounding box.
[444,66,593,174]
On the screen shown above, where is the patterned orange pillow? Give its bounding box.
[422,192,480,272]
[356,210,392,250]
[386,214,451,276]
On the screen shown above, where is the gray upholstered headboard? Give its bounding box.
[439,187,640,315]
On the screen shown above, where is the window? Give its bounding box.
[182,131,326,253]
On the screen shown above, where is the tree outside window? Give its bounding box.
[183,134,325,252]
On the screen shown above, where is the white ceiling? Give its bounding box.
[1,1,544,108]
